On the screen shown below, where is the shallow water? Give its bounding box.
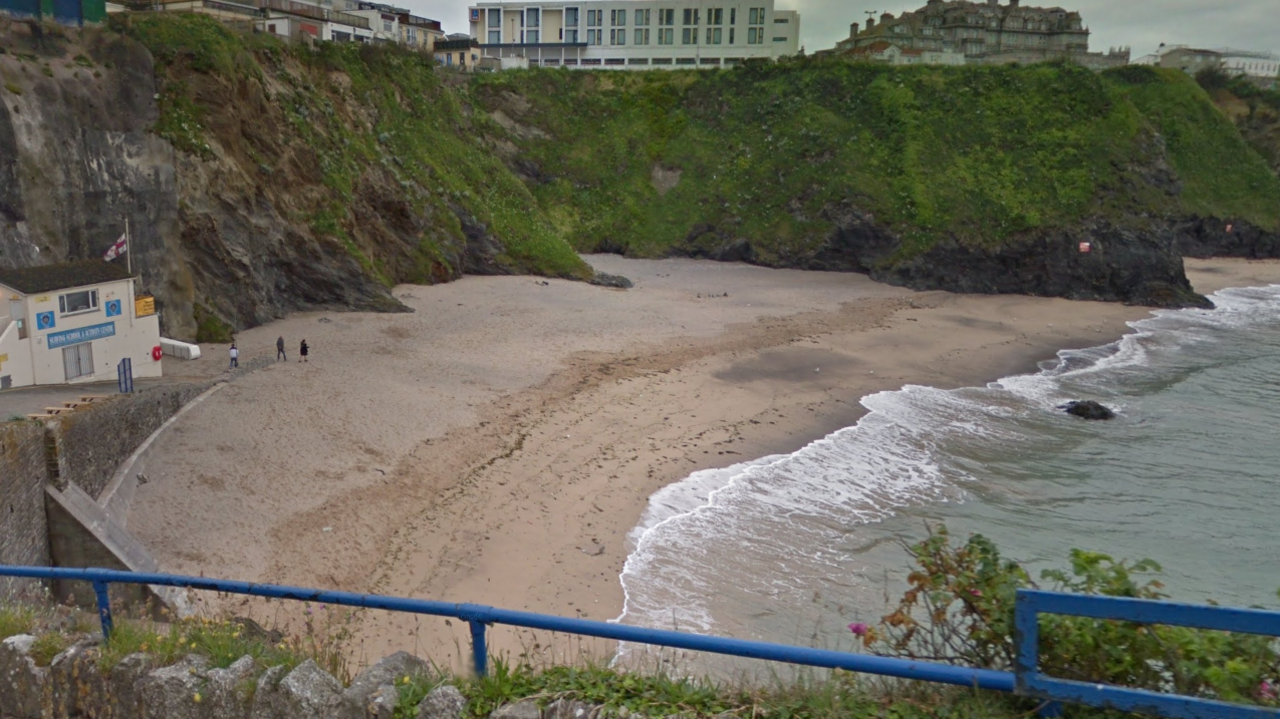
[617,284,1280,669]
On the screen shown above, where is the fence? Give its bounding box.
[1,566,1278,719]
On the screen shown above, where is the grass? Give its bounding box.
[470,59,1280,266]
[0,604,38,640]
[193,303,235,343]
[111,14,591,290]
[3,81,20,95]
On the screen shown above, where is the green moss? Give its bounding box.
[118,16,589,284]
[472,60,1280,263]
[2,82,20,95]
[194,303,234,344]
[0,605,37,640]
[28,632,70,666]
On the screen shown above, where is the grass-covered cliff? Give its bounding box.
[471,61,1280,305]
[6,16,1280,336]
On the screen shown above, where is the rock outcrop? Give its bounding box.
[1060,400,1116,420]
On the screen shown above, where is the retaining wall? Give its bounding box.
[0,421,51,596]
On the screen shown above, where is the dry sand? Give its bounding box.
[126,256,1280,669]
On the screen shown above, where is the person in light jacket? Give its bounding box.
[229,343,239,369]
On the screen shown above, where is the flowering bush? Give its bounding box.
[865,526,1280,705]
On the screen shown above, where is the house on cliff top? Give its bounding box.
[0,261,162,389]
[832,0,1128,69]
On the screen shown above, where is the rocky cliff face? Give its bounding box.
[0,18,588,341]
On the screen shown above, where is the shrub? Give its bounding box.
[872,526,1280,706]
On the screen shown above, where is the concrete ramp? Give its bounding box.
[45,483,191,616]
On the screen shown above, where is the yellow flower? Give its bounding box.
[193,693,202,703]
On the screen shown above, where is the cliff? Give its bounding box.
[5,18,1280,334]
[0,16,589,341]
[472,62,1280,307]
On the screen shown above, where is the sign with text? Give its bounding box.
[47,321,115,350]
[135,296,156,317]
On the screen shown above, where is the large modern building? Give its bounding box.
[467,0,800,69]
[835,0,1128,69]
[1135,44,1280,89]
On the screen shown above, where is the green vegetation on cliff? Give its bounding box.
[110,13,589,286]
[471,61,1280,264]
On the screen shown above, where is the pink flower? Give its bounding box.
[1259,680,1277,701]
[848,623,869,636]
[969,589,983,597]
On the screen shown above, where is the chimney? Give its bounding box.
[866,16,874,28]
[850,21,859,37]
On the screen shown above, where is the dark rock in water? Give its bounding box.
[590,272,633,289]
[1060,400,1116,420]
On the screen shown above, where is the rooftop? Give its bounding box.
[0,260,134,294]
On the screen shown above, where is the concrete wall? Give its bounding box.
[0,421,50,597]
[49,381,215,499]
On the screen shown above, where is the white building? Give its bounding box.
[0,262,162,389]
[1136,44,1280,88]
[467,0,800,69]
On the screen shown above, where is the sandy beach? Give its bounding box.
[126,256,1280,669]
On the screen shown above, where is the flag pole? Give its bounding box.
[125,216,132,276]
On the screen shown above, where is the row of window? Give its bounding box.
[530,56,748,66]
[583,26,777,45]
[486,6,768,28]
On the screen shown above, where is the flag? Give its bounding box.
[103,233,127,262]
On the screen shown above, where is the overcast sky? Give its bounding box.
[402,0,1276,59]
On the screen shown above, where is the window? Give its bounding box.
[634,28,649,44]
[587,9,601,26]
[526,8,539,26]
[628,57,649,64]
[772,36,786,41]
[657,27,673,44]
[488,8,500,27]
[587,28,601,43]
[610,28,626,44]
[705,27,721,44]
[651,57,672,64]
[610,8,625,25]
[748,7,763,24]
[268,22,276,33]
[634,8,649,25]
[729,7,735,24]
[582,58,601,64]
[706,8,721,24]
[682,27,694,44]
[565,28,578,41]
[59,289,99,315]
[383,20,393,32]
[488,30,500,43]
[525,29,539,42]
[747,27,761,43]
[564,7,578,25]
[605,57,625,65]
[658,8,674,25]
[773,16,788,23]
[675,57,695,64]
[682,8,698,25]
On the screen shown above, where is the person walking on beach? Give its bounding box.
[276,336,287,362]
[229,343,239,369]
[299,339,309,363]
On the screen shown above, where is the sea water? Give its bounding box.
[616,284,1280,670]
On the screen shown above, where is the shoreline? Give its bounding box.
[127,257,1280,670]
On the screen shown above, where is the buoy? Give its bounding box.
[1078,242,1091,253]
[152,346,163,361]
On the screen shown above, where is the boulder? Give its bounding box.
[545,698,599,719]
[136,654,212,719]
[589,272,634,289]
[0,635,48,719]
[203,655,258,719]
[416,684,466,719]
[339,651,430,718]
[106,652,156,719]
[365,683,399,719]
[1060,400,1116,420]
[49,638,104,719]
[491,698,542,719]
[250,660,344,719]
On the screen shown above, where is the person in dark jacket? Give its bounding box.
[299,339,309,363]
[276,336,287,362]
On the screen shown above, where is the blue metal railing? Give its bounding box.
[1,565,1278,719]
[1016,589,1280,719]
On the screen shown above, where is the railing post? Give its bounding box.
[91,581,113,641]
[469,620,488,677]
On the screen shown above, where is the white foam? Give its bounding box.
[613,284,1280,655]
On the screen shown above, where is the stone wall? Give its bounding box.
[0,421,50,596]
[48,381,216,500]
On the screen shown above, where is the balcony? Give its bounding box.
[258,0,370,29]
